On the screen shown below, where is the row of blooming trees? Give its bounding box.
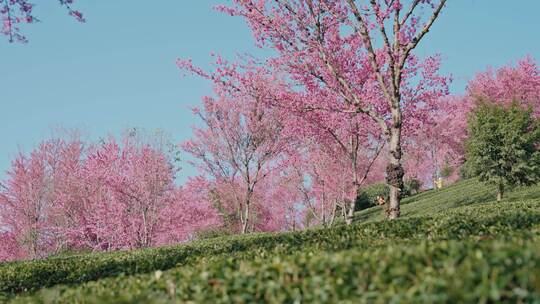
[214,0,450,218]
[195,0,540,221]
[178,0,451,223]
[178,51,539,232]
[2,56,533,259]
[0,131,221,261]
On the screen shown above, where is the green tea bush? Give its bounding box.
[12,235,539,303]
[195,227,234,240]
[1,199,539,299]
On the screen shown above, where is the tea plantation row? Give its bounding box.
[4,196,540,303]
[13,234,538,303]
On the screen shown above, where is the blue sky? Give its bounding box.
[1,0,539,183]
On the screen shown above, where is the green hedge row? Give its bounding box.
[1,199,539,299]
[12,235,540,303]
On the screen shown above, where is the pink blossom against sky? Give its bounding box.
[0,0,539,183]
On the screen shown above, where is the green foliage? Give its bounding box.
[465,101,540,199]
[404,178,422,196]
[8,199,540,303]
[1,180,539,303]
[440,164,454,179]
[355,178,506,222]
[355,182,390,210]
[459,163,474,180]
[195,228,234,240]
[13,236,538,304]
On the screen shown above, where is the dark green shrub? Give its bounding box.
[404,178,422,196]
[440,164,454,178]
[355,191,372,210]
[355,182,390,210]
[459,163,473,180]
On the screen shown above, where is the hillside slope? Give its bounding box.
[2,179,539,303]
[355,178,540,222]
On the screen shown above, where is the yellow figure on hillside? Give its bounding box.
[434,177,443,190]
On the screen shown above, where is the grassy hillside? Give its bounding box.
[2,179,539,303]
[355,178,540,222]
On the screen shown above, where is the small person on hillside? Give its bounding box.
[434,177,443,190]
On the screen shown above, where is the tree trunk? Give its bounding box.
[345,131,360,225]
[497,183,504,202]
[329,200,338,226]
[30,229,38,259]
[321,190,327,227]
[345,199,355,225]
[345,183,359,225]
[386,127,404,220]
[241,201,250,234]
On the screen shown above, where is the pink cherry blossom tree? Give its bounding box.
[467,56,540,117]
[290,146,345,227]
[0,130,222,261]
[219,0,450,219]
[203,168,304,233]
[282,105,386,224]
[180,59,290,234]
[402,95,470,186]
[155,177,223,245]
[0,231,22,262]
[253,167,305,231]
[0,151,53,259]
[1,0,84,43]
[77,137,175,250]
[0,137,84,259]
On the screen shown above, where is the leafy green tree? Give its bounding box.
[466,101,540,201]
